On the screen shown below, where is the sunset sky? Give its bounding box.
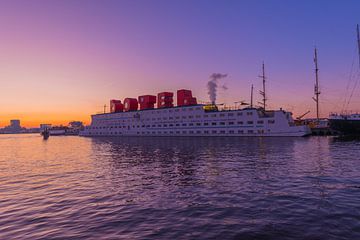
[1,0,360,127]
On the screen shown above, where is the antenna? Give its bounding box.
[312,47,320,122]
[250,84,254,108]
[103,104,107,114]
[357,24,360,68]
[258,62,266,111]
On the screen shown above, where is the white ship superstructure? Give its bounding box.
[81,105,311,137]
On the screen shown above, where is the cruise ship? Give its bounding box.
[80,89,311,137]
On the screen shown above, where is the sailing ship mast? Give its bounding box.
[313,47,320,123]
[345,24,360,109]
[259,62,266,110]
[250,84,254,108]
[357,24,360,68]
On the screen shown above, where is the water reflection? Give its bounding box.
[89,137,301,186]
[1,135,360,239]
[87,136,306,215]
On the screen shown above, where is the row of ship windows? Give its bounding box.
[100,111,255,120]
[143,111,251,116]
[138,112,251,120]
[158,107,202,112]
[92,129,267,135]
[89,120,275,129]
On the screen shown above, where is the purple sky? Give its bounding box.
[1,0,360,126]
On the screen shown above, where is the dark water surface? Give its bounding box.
[1,134,360,239]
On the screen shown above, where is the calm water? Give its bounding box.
[1,134,360,239]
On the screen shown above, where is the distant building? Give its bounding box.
[0,119,41,134]
[10,120,21,129]
[2,119,23,133]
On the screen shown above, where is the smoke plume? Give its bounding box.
[207,73,228,104]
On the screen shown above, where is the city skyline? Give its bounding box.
[1,0,360,127]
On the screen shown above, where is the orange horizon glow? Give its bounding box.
[0,112,90,128]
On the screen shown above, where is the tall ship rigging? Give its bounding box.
[329,24,360,135]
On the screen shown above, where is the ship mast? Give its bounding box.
[344,24,360,112]
[313,47,320,123]
[250,84,254,108]
[259,62,266,111]
[103,104,107,114]
[357,24,360,68]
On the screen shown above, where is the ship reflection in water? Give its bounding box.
[1,135,360,239]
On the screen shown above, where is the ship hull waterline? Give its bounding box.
[329,119,360,136]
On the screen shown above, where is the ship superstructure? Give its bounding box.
[81,89,311,137]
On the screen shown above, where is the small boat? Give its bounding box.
[41,128,50,140]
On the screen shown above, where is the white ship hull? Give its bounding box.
[49,129,66,136]
[80,105,311,137]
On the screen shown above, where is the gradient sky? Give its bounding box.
[1,0,360,127]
